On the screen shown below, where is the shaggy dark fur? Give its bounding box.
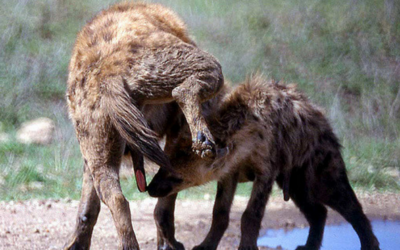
[147,75,380,250]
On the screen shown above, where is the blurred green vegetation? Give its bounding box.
[0,0,399,200]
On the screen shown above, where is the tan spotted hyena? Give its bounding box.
[146,75,380,250]
[65,2,223,249]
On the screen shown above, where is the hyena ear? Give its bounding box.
[128,146,147,192]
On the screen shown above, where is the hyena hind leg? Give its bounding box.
[64,161,101,250]
[320,154,380,250]
[90,162,139,249]
[80,126,139,250]
[323,178,380,250]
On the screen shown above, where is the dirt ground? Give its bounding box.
[0,191,399,250]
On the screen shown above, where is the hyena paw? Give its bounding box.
[361,246,380,250]
[63,242,83,250]
[295,245,317,250]
[192,131,215,159]
[238,246,258,250]
[63,237,90,250]
[158,241,185,250]
[173,241,185,250]
[192,245,216,250]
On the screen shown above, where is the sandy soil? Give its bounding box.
[0,192,399,250]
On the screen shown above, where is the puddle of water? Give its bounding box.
[257,220,400,250]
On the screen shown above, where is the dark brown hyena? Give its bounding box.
[147,75,380,250]
[65,2,223,250]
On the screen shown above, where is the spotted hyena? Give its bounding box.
[64,2,223,249]
[147,75,380,250]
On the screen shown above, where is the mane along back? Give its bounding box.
[221,74,340,167]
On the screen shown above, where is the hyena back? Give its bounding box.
[147,75,380,250]
[65,2,223,249]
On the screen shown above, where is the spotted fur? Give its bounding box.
[65,2,223,249]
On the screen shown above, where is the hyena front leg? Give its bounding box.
[239,174,275,250]
[172,73,223,159]
[64,161,101,250]
[154,193,184,250]
[193,174,238,250]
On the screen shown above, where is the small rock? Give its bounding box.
[33,228,40,234]
[384,167,400,179]
[16,117,55,145]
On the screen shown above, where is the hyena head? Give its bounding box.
[147,168,184,197]
[147,149,220,197]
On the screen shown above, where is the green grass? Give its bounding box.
[0,0,399,200]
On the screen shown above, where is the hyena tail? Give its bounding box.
[104,78,173,172]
